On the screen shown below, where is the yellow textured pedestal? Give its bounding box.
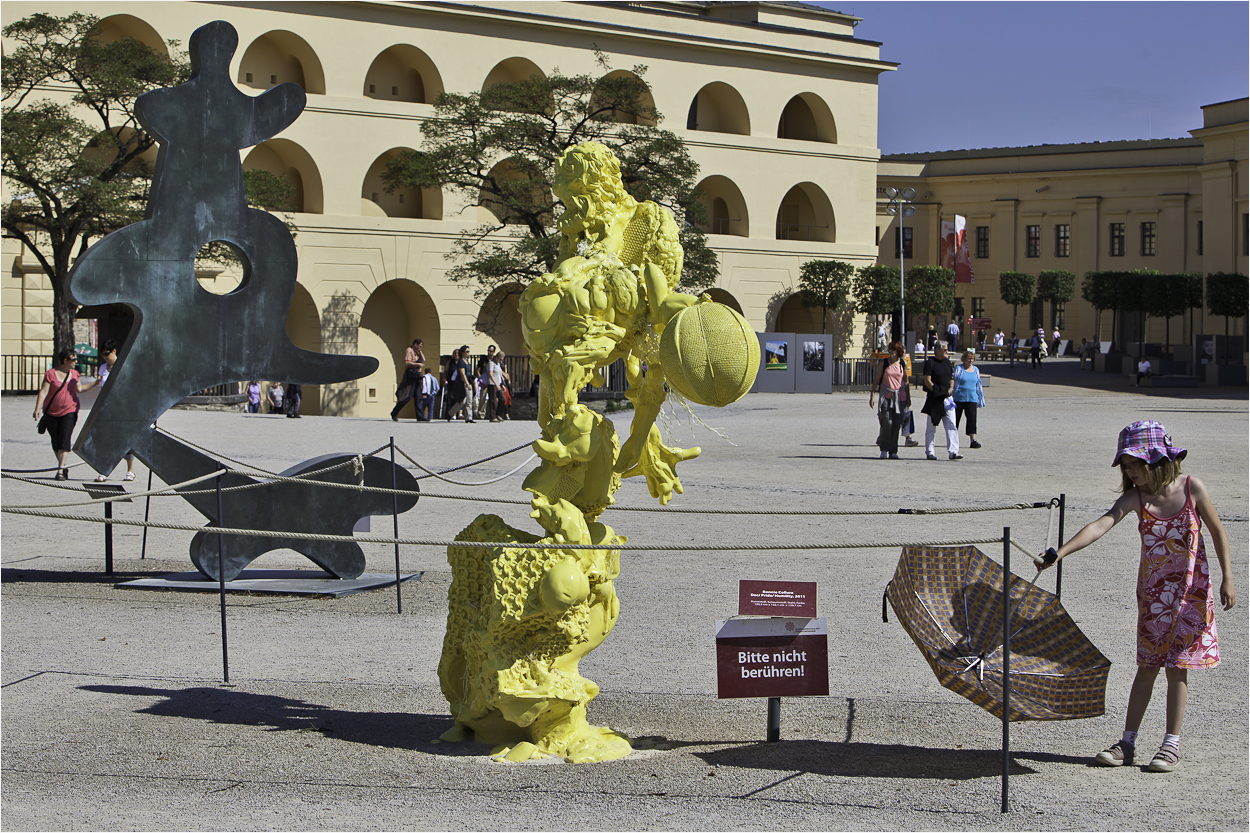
[437,142,758,762]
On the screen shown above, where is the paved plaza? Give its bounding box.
[2,357,1247,831]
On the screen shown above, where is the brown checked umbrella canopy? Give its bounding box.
[885,545,1111,722]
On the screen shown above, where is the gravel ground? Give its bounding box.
[2,357,1247,831]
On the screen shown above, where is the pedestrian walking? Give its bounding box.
[952,351,985,449]
[1038,421,1234,773]
[33,349,99,481]
[920,341,960,460]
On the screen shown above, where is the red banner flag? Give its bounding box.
[941,216,975,283]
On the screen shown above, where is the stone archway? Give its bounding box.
[357,279,440,419]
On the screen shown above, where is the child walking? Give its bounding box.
[1037,421,1235,772]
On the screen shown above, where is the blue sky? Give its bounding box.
[813,1,1250,154]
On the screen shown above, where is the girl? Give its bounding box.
[1038,421,1235,773]
[953,351,985,449]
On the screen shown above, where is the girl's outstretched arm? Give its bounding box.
[1191,477,1236,609]
[1038,491,1136,572]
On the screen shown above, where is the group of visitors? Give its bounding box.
[245,379,302,418]
[871,341,985,461]
[388,342,512,424]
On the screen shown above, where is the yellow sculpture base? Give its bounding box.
[438,514,632,763]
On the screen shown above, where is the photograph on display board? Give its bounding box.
[803,341,825,372]
[765,341,788,370]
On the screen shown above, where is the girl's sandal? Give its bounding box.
[1147,747,1179,773]
[123,472,136,481]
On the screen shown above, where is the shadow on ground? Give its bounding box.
[695,738,1080,779]
[79,683,466,753]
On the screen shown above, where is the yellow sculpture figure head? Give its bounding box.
[554,142,632,238]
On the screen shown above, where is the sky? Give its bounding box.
[811,1,1250,155]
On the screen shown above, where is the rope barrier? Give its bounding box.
[0,505,1022,553]
[394,444,536,486]
[3,469,227,509]
[0,461,90,474]
[407,442,535,480]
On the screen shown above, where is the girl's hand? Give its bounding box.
[1220,579,1236,610]
[868,397,875,409]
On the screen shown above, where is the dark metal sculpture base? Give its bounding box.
[117,569,422,597]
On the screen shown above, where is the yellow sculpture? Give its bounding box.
[438,141,758,762]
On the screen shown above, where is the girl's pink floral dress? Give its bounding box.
[1136,477,1220,669]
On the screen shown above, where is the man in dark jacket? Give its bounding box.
[921,342,961,460]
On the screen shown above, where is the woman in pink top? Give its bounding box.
[869,341,911,459]
[33,349,99,481]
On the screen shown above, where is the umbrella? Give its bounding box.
[885,544,1110,722]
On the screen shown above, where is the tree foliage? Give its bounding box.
[853,264,900,316]
[906,265,956,317]
[2,12,191,353]
[998,271,1035,334]
[1037,269,1076,329]
[382,54,716,309]
[1206,272,1249,344]
[797,260,854,334]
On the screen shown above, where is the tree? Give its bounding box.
[853,264,900,346]
[999,271,1035,336]
[1036,270,1076,331]
[1206,272,1249,363]
[905,265,956,335]
[1119,268,1159,357]
[1141,273,1195,356]
[2,12,191,354]
[797,260,853,334]
[382,54,716,316]
[1081,270,1118,346]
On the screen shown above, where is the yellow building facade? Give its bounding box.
[1,0,894,414]
[875,98,1248,352]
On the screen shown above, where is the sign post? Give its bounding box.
[717,580,828,741]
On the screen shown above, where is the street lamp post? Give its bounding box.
[885,187,916,347]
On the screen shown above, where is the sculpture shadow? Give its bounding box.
[696,739,1081,780]
[79,684,464,754]
[2,567,167,586]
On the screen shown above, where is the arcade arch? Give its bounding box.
[474,284,526,357]
[592,70,657,126]
[358,279,441,419]
[238,30,326,95]
[686,83,750,136]
[360,149,441,220]
[91,15,168,56]
[777,93,837,143]
[704,288,743,316]
[286,282,322,415]
[243,139,323,214]
[775,292,826,334]
[695,176,748,237]
[775,183,835,243]
[363,45,443,103]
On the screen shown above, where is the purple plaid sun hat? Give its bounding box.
[1112,420,1187,466]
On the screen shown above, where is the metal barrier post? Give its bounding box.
[216,467,230,685]
[391,437,402,614]
[1002,525,1011,813]
[141,468,153,560]
[1056,493,1066,600]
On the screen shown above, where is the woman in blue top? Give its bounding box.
[953,350,986,449]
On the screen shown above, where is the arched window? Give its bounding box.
[686,82,750,135]
[238,31,326,94]
[242,139,323,214]
[361,149,442,220]
[475,283,527,356]
[591,69,657,126]
[775,183,835,243]
[695,176,749,237]
[777,94,837,143]
[91,15,168,56]
[363,45,443,103]
[775,292,827,334]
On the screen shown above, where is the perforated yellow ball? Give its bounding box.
[658,302,760,407]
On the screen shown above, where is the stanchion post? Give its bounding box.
[217,466,230,685]
[767,697,781,742]
[391,437,402,614]
[140,468,153,560]
[1002,525,1011,814]
[1056,493,1066,600]
[104,499,114,575]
